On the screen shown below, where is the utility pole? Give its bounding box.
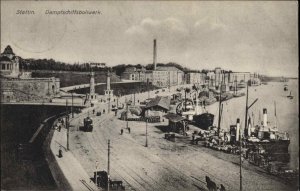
[66,99,69,151]
[184,89,187,111]
[217,91,222,136]
[67,115,69,150]
[239,118,242,191]
[71,92,74,118]
[117,96,119,109]
[126,98,129,129]
[217,77,224,137]
[147,79,150,99]
[244,84,249,137]
[107,140,110,191]
[145,110,148,147]
[95,160,99,187]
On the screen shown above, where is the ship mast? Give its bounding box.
[274,101,277,128]
[217,78,223,137]
[241,84,258,191]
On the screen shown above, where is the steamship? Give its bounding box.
[244,108,290,163]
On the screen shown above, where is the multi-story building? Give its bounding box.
[186,72,206,84]
[153,66,184,87]
[121,67,137,80]
[229,72,251,83]
[145,70,153,84]
[214,67,222,86]
[89,62,106,68]
[121,66,146,81]
[206,71,215,87]
[121,65,184,87]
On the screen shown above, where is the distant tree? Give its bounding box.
[145,64,154,70]
[112,64,126,76]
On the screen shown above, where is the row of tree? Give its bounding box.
[19,57,232,75]
[19,58,106,72]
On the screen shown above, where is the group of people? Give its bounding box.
[206,176,226,191]
[120,127,131,135]
[54,118,65,132]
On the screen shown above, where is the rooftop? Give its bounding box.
[2,45,15,55]
[145,96,170,111]
[164,113,185,123]
[156,66,183,72]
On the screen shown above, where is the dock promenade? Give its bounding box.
[46,85,189,190]
[47,82,297,191]
[49,110,101,191]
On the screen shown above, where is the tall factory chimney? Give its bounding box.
[153,39,157,70]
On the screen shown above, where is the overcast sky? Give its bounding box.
[1,1,298,77]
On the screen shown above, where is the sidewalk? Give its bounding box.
[50,126,100,191]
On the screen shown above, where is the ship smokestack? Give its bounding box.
[263,108,267,127]
[153,39,157,70]
[236,118,240,141]
[247,117,251,137]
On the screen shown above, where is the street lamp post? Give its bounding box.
[95,160,99,187]
[65,99,70,151]
[145,112,148,147]
[107,140,110,191]
[71,92,74,118]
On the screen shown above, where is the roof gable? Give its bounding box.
[2,45,15,55]
[145,96,170,110]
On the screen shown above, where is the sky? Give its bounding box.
[1,1,298,77]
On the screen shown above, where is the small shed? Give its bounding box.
[145,96,170,112]
[164,113,187,134]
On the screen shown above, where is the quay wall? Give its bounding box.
[42,116,72,191]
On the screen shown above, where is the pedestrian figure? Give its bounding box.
[115,110,117,116]
[58,147,63,158]
[206,176,217,191]
[58,124,61,132]
[220,184,226,191]
[103,109,105,114]
[93,109,95,114]
[192,134,195,144]
[128,127,131,134]
[120,129,123,135]
[206,176,211,189]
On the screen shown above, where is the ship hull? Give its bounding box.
[246,140,290,163]
[193,113,214,130]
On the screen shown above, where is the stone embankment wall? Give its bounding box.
[1,77,60,102]
[42,115,72,191]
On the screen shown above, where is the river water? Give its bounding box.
[204,80,299,169]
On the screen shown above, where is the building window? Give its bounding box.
[1,64,5,70]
